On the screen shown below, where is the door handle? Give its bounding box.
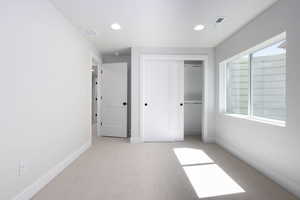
[144,103,148,106]
[123,102,127,106]
[180,103,183,106]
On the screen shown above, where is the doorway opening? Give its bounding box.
[99,49,132,138]
[184,60,204,140]
[140,55,208,143]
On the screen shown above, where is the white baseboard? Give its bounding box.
[130,136,215,144]
[13,141,91,200]
[203,136,215,143]
[130,137,143,143]
[216,136,300,198]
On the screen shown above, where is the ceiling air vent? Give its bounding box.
[216,17,225,24]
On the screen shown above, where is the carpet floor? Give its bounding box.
[33,136,298,200]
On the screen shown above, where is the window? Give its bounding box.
[221,34,286,125]
[226,55,249,115]
[252,41,286,121]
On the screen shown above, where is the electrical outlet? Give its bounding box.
[18,161,26,176]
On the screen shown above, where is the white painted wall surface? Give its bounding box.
[131,47,215,143]
[0,0,100,199]
[215,0,300,197]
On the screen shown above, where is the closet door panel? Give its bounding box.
[167,61,184,141]
[143,59,183,141]
[143,60,171,141]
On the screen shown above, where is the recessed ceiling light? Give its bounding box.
[193,24,205,31]
[111,23,121,30]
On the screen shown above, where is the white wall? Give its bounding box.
[131,47,215,143]
[0,0,100,199]
[215,0,300,197]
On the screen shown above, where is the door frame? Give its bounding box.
[90,56,100,140]
[139,54,209,142]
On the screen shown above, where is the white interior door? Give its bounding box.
[143,59,184,142]
[101,63,127,137]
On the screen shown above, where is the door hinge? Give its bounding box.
[100,122,102,126]
[101,70,103,74]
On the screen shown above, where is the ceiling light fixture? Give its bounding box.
[193,24,205,31]
[111,23,121,30]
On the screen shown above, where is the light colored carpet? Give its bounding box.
[32,136,298,200]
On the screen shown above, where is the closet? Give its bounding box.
[184,61,203,138]
[141,56,204,142]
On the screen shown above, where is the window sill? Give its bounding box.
[222,113,286,127]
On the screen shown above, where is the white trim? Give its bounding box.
[90,55,94,143]
[140,54,209,61]
[97,63,103,137]
[130,137,143,144]
[223,113,286,127]
[139,54,209,142]
[219,63,227,113]
[90,55,100,139]
[13,141,91,200]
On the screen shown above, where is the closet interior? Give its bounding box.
[184,60,204,138]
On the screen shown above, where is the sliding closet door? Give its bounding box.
[143,59,184,142]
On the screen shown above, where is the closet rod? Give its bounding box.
[184,65,202,68]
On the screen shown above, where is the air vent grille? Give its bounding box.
[216,17,225,24]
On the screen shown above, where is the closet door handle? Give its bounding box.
[123,102,127,106]
[180,103,183,106]
[144,103,148,106]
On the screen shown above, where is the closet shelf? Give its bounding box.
[184,100,202,105]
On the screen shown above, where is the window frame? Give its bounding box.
[219,33,286,127]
